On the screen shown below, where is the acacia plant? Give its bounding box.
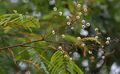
[0,2,111,74]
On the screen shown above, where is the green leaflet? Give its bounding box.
[67,0,74,12]
[62,35,81,44]
[0,14,40,33]
[49,50,84,74]
[62,35,101,48]
[62,35,83,48]
[27,48,49,74]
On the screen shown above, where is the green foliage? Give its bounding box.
[49,50,83,74]
[0,12,87,74]
[0,13,40,33]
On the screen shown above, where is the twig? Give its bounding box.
[0,38,44,50]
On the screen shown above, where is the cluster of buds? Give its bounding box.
[105,37,111,45]
[52,3,111,66]
[81,20,91,29]
[53,7,63,16]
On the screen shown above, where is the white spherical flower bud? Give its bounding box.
[76,16,80,19]
[83,8,87,12]
[64,55,68,58]
[88,51,92,54]
[53,7,57,11]
[83,5,87,12]
[61,34,65,38]
[59,11,62,16]
[81,43,85,47]
[102,56,105,59]
[105,41,110,45]
[70,58,72,60]
[95,36,99,39]
[82,25,86,29]
[71,27,74,30]
[67,21,71,25]
[82,20,86,24]
[66,16,70,19]
[86,23,90,27]
[107,37,111,41]
[78,12,82,16]
[77,37,81,40]
[58,46,62,50]
[77,4,81,8]
[101,45,104,48]
[52,30,55,34]
[95,28,99,31]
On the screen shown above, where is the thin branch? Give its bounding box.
[0,37,63,50]
[0,38,44,50]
